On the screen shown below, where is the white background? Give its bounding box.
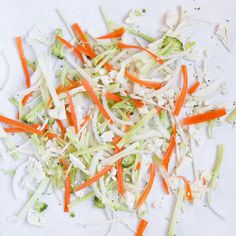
[0,0,236,235]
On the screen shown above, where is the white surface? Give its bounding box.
[0,0,236,235]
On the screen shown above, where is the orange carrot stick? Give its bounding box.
[81,79,113,124]
[59,158,69,170]
[130,99,144,108]
[74,165,112,192]
[66,91,78,133]
[105,92,123,102]
[136,219,148,236]
[56,35,85,62]
[118,41,164,64]
[114,136,125,195]
[97,28,125,39]
[188,81,200,95]
[80,115,91,128]
[181,109,227,125]
[173,65,188,116]
[162,125,176,171]
[0,115,43,136]
[135,163,156,209]
[177,176,193,202]
[136,161,141,170]
[16,37,31,88]
[125,69,163,90]
[64,174,71,212]
[56,119,66,135]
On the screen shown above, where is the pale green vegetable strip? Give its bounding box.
[117,109,156,148]
[3,138,19,160]
[69,191,95,208]
[127,28,155,42]
[208,144,224,202]
[168,188,185,236]
[15,177,50,221]
[226,108,236,123]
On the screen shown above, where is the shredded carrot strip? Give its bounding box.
[125,69,163,89]
[177,176,193,202]
[130,99,144,108]
[188,81,200,95]
[71,23,113,71]
[72,23,96,57]
[56,119,66,135]
[162,125,176,171]
[173,65,188,116]
[46,133,57,139]
[56,35,84,62]
[64,174,71,212]
[163,179,169,194]
[155,106,163,114]
[118,41,164,64]
[81,79,113,124]
[135,163,156,209]
[74,165,112,192]
[181,109,227,125]
[136,219,148,236]
[59,158,69,170]
[16,37,31,88]
[114,136,125,195]
[97,27,125,39]
[80,115,91,128]
[105,92,123,102]
[0,115,43,136]
[22,92,33,106]
[4,123,48,133]
[66,111,74,126]
[136,161,141,170]
[66,91,78,133]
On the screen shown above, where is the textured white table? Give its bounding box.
[0,0,236,235]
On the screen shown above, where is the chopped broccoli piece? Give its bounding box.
[160,36,184,56]
[70,212,75,217]
[51,29,65,59]
[93,196,105,209]
[35,201,48,212]
[122,155,135,168]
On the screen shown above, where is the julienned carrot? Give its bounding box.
[64,174,71,212]
[4,123,48,133]
[74,165,112,192]
[136,161,141,170]
[80,115,91,128]
[97,27,125,39]
[125,69,163,90]
[56,119,66,135]
[177,176,193,202]
[114,136,125,195]
[105,91,144,108]
[66,111,74,126]
[72,23,96,57]
[173,65,188,116]
[136,219,148,236]
[81,79,113,124]
[59,158,69,170]
[135,163,155,209]
[16,37,31,88]
[188,81,200,95]
[181,109,227,125]
[46,133,57,139]
[163,179,169,194]
[105,92,123,102]
[0,115,43,136]
[56,35,85,62]
[66,91,79,133]
[118,41,164,65]
[16,37,32,106]
[162,125,176,171]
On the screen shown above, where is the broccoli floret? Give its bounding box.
[93,196,105,209]
[161,36,184,56]
[51,29,65,59]
[35,201,48,212]
[70,212,75,218]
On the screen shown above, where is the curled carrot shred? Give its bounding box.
[118,41,164,64]
[97,27,125,39]
[135,163,155,209]
[125,69,163,90]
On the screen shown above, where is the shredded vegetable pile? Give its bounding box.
[0,6,235,236]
